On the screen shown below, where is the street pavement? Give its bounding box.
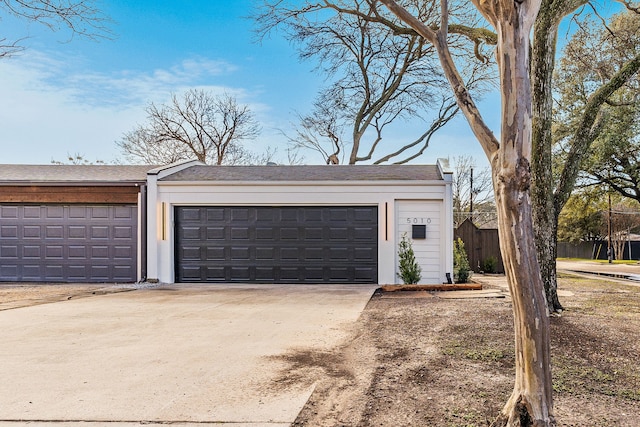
[0,284,378,426]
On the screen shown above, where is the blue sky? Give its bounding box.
[0,1,564,167]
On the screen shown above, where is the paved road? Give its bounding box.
[0,284,377,426]
[557,259,640,275]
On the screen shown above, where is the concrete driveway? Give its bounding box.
[0,284,378,426]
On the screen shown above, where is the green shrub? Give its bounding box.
[483,255,498,273]
[397,233,422,284]
[453,238,472,283]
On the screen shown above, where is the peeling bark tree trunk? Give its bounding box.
[489,3,554,424]
[379,0,555,425]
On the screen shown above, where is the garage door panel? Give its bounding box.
[1,245,18,258]
[69,246,87,259]
[305,267,324,281]
[1,265,17,279]
[256,209,274,221]
[206,227,225,240]
[90,226,109,239]
[69,226,87,239]
[91,246,109,259]
[114,226,133,239]
[231,227,250,240]
[22,265,40,279]
[281,247,299,261]
[304,228,323,240]
[231,247,250,260]
[231,266,250,280]
[328,267,349,282]
[181,226,202,240]
[206,247,224,260]
[45,206,63,218]
[256,227,274,240]
[23,206,41,218]
[0,204,137,283]
[329,228,349,241]
[354,227,376,241]
[24,226,41,238]
[1,225,18,238]
[256,247,274,260]
[205,266,226,281]
[280,228,299,240]
[231,208,250,221]
[114,246,134,259]
[305,247,324,260]
[181,246,201,260]
[206,208,225,221]
[175,206,378,284]
[46,246,64,259]
[23,245,40,258]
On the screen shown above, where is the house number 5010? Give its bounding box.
[405,217,431,224]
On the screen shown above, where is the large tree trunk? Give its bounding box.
[379,0,554,424]
[531,0,565,314]
[489,3,554,424]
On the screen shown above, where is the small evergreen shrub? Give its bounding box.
[397,233,422,284]
[483,256,498,274]
[453,238,472,283]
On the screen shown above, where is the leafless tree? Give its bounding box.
[608,201,640,260]
[0,0,110,58]
[255,0,495,165]
[118,90,261,165]
[451,155,493,226]
[50,153,105,165]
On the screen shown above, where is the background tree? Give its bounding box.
[118,89,261,165]
[50,153,106,165]
[557,188,607,244]
[532,4,640,313]
[0,0,109,58]
[451,154,494,227]
[609,200,640,259]
[255,0,494,165]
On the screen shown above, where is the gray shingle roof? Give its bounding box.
[0,164,155,184]
[160,165,443,182]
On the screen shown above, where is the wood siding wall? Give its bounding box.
[0,186,140,204]
[454,219,504,273]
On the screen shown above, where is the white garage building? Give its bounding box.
[146,160,453,285]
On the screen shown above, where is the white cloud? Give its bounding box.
[0,51,266,164]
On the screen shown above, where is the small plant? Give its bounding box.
[483,255,498,274]
[397,233,422,284]
[453,238,472,283]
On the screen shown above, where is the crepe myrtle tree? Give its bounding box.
[375,0,554,424]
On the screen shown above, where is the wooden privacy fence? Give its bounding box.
[454,218,504,273]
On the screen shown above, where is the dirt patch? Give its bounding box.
[0,283,142,310]
[271,275,640,426]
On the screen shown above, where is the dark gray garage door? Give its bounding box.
[0,204,137,283]
[175,206,378,283]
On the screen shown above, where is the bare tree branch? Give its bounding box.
[0,0,111,57]
[118,90,261,165]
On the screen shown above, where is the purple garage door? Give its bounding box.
[0,204,137,283]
